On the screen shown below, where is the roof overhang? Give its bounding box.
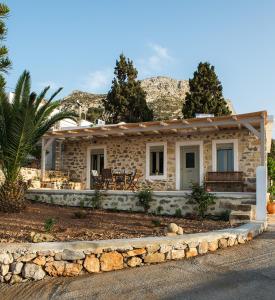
[43,111,268,140]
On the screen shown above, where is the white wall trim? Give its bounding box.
[175,140,204,190]
[146,142,167,181]
[212,139,239,172]
[86,145,107,189]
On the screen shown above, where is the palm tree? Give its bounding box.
[0,71,77,212]
[0,3,11,88]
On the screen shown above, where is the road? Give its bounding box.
[1,220,275,300]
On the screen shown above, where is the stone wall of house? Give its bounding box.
[0,222,266,284]
[60,129,261,192]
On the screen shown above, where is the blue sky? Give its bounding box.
[4,0,275,122]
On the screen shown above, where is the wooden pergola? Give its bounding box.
[41,111,269,180]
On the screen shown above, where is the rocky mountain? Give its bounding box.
[141,77,189,120]
[60,76,190,122]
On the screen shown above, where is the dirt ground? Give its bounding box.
[0,202,231,243]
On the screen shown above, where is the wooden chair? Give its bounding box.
[126,169,140,191]
[113,169,126,190]
[91,170,104,190]
[101,168,114,190]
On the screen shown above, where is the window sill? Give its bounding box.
[146,175,166,181]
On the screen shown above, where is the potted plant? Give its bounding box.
[267,185,275,214]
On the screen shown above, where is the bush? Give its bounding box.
[136,187,153,212]
[186,183,216,218]
[79,199,85,209]
[268,185,275,202]
[90,190,104,209]
[174,208,182,218]
[73,211,87,219]
[156,206,163,215]
[219,210,230,221]
[152,219,161,227]
[44,218,55,232]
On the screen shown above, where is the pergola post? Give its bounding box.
[256,115,267,222]
[260,117,266,166]
[41,138,46,181]
[41,137,55,181]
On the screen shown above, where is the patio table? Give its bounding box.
[112,171,133,190]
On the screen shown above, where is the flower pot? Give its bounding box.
[267,202,275,214]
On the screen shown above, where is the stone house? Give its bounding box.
[40,111,273,192]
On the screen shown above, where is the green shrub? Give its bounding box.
[73,211,87,219]
[186,183,216,218]
[152,219,161,227]
[219,210,230,221]
[174,208,182,218]
[79,199,85,209]
[156,206,163,215]
[136,187,153,212]
[90,190,104,209]
[268,185,275,198]
[49,196,54,205]
[44,218,55,232]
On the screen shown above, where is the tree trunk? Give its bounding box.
[0,180,27,212]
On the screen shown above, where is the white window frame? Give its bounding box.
[175,141,204,190]
[86,145,107,189]
[212,139,238,172]
[146,142,167,180]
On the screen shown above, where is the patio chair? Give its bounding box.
[91,170,103,189]
[101,168,114,190]
[113,169,126,190]
[126,169,140,191]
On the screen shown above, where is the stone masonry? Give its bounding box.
[0,222,266,284]
[60,129,261,192]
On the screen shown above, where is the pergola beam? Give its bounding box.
[44,116,262,139]
[240,121,260,139]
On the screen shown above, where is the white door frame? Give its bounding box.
[175,141,204,190]
[86,145,107,189]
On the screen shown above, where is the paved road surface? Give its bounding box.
[1,220,275,300]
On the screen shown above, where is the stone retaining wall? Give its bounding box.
[0,168,41,184]
[27,189,256,218]
[0,222,266,284]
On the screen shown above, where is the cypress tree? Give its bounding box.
[182,62,231,118]
[104,54,153,123]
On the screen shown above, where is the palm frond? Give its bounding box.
[0,71,76,183]
[33,110,77,143]
[13,70,30,109]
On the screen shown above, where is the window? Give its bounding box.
[186,152,195,168]
[212,139,238,172]
[150,146,164,176]
[146,142,167,179]
[216,143,234,172]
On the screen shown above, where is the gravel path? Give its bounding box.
[1,218,275,300]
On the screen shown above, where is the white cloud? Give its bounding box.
[82,69,113,93]
[138,43,173,76]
